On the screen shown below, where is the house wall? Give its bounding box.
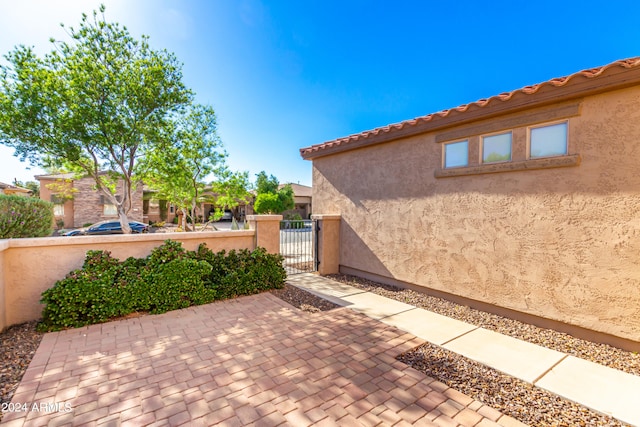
[311,86,640,347]
[73,177,144,227]
[0,223,280,330]
[38,178,74,228]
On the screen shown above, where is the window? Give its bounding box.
[530,122,567,158]
[444,140,469,168]
[101,195,120,216]
[53,204,64,216]
[103,203,118,216]
[482,132,512,163]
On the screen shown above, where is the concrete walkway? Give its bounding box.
[287,273,640,427]
[3,292,526,426]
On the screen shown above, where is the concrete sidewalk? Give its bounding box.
[287,273,640,427]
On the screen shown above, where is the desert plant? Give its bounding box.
[0,194,53,238]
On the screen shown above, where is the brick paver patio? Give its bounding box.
[2,293,525,426]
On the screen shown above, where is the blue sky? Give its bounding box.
[1,0,639,187]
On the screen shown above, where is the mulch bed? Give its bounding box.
[0,321,44,414]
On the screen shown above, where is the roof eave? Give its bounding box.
[300,58,640,160]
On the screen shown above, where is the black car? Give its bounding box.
[64,220,149,236]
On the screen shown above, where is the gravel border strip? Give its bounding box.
[398,342,628,427]
[328,274,640,377]
[0,321,44,417]
[271,283,340,313]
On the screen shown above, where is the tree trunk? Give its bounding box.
[180,207,189,231]
[118,207,132,234]
[100,188,132,234]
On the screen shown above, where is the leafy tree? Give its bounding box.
[140,104,250,230]
[255,171,279,194]
[277,184,295,212]
[13,180,40,198]
[0,6,191,233]
[253,171,294,214]
[253,193,280,214]
[210,170,251,221]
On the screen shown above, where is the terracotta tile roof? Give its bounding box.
[0,181,31,193]
[300,57,640,159]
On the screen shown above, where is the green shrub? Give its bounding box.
[192,244,286,299]
[147,239,186,266]
[39,251,124,330]
[142,258,214,314]
[38,240,287,331]
[0,194,53,238]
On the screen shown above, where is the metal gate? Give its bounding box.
[280,219,318,274]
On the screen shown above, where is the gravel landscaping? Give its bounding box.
[0,321,44,414]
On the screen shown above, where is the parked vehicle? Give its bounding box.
[219,210,233,221]
[64,220,149,236]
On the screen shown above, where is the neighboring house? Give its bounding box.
[143,187,254,225]
[0,182,32,197]
[36,173,143,228]
[280,183,312,219]
[301,57,640,349]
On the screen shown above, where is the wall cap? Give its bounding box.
[246,215,283,222]
[1,230,255,249]
[311,214,341,220]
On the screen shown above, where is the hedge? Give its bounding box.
[38,240,286,331]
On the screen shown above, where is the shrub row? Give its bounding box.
[0,194,53,238]
[38,240,286,331]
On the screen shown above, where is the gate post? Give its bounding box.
[247,215,283,254]
[311,214,341,275]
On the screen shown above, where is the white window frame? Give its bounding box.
[53,204,64,216]
[482,131,512,164]
[443,140,469,168]
[528,121,568,159]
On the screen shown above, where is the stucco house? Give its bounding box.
[36,173,143,228]
[0,181,32,196]
[143,189,255,225]
[301,57,640,350]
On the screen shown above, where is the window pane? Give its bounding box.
[530,122,567,158]
[104,204,118,216]
[444,140,468,168]
[483,132,512,163]
[53,204,64,216]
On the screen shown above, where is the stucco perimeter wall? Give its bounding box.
[0,241,7,331]
[312,87,640,346]
[0,231,255,329]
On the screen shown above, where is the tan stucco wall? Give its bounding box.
[247,215,282,254]
[0,230,256,328]
[0,241,7,331]
[312,214,341,275]
[311,86,640,345]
